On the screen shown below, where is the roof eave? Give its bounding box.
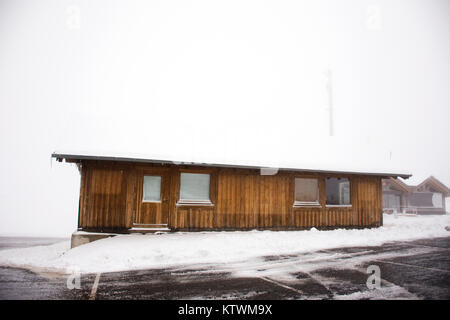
[52,152,412,179]
[417,176,450,196]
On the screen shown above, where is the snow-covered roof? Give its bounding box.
[52,151,412,179]
[384,176,450,196]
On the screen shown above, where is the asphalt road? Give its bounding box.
[1,237,449,300]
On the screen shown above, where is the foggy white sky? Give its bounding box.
[0,0,449,236]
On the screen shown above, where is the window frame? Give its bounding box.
[325,177,352,207]
[177,169,215,207]
[293,176,321,207]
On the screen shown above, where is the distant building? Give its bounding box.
[382,176,450,215]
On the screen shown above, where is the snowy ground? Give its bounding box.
[0,214,449,275]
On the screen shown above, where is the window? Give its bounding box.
[432,193,443,208]
[383,193,401,209]
[409,192,443,208]
[326,178,351,206]
[294,178,320,206]
[179,173,211,204]
[143,175,161,202]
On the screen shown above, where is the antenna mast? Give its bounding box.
[325,68,333,136]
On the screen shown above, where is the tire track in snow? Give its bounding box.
[258,276,304,296]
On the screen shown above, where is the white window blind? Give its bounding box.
[180,173,210,202]
[143,175,161,202]
[294,178,319,205]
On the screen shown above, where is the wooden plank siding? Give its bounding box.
[77,161,383,232]
[78,162,134,232]
[215,170,293,229]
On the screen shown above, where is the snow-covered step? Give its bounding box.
[128,227,171,234]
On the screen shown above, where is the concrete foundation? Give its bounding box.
[71,231,117,248]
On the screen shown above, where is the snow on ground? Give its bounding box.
[0,214,449,274]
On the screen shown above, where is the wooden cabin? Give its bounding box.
[382,176,449,215]
[53,153,411,233]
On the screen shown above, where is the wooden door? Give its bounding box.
[134,169,171,227]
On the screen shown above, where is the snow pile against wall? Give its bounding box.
[0,214,448,274]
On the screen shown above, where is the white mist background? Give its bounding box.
[0,0,449,236]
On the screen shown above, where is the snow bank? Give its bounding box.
[0,214,448,274]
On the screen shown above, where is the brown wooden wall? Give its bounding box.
[78,162,135,231]
[77,161,383,232]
